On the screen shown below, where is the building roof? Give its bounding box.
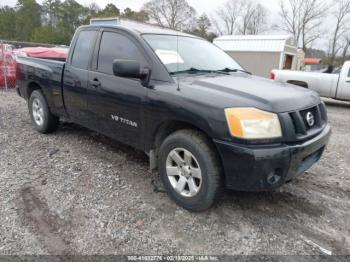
[304,58,321,65]
[215,35,294,41]
[213,34,297,53]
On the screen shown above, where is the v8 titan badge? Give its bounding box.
[111,115,138,128]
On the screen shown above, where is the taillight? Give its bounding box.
[270,72,275,80]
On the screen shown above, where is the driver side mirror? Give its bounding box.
[112,59,151,87]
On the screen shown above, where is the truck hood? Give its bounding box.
[183,74,321,113]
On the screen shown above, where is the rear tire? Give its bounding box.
[29,90,59,133]
[158,129,223,212]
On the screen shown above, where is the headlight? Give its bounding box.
[224,108,282,139]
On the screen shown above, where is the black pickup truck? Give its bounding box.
[16,24,331,211]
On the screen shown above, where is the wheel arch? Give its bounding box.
[149,120,223,173]
[25,81,58,116]
[153,120,207,151]
[26,81,42,100]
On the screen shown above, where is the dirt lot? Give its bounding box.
[0,90,349,256]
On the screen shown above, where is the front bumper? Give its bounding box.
[214,125,331,191]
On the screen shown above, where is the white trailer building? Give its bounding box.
[213,35,299,78]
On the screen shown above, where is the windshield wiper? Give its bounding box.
[170,67,229,75]
[217,67,252,75]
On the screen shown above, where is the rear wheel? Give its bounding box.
[159,129,223,211]
[29,90,59,133]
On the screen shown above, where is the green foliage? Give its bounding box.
[15,0,41,41]
[121,8,149,22]
[188,14,217,42]
[0,0,147,45]
[0,6,17,40]
[59,0,88,29]
[321,56,349,67]
[30,0,87,45]
[31,25,72,45]
[97,3,120,17]
[42,0,62,26]
[305,48,326,59]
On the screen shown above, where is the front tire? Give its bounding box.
[159,129,223,211]
[29,90,59,133]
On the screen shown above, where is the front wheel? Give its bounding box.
[29,90,59,133]
[158,129,223,212]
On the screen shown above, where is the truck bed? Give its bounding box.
[16,56,66,116]
[271,69,339,98]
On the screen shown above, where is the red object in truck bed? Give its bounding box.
[15,47,68,60]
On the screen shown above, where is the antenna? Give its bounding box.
[176,27,180,91]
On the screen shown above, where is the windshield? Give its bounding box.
[142,34,243,74]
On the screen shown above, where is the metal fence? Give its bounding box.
[0,40,17,90]
[0,40,69,90]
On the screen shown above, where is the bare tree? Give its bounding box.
[278,0,302,41]
[239,1,255,35]
[87,3,100,16]
[212,0,268,36]
[142,0,196,31]
[329,0,350,65]
[277,0,327,50]
[341,36,350,64]
[212,0,244,35]
[246,4,268,35]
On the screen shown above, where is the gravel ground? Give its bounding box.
[0,90,349,256]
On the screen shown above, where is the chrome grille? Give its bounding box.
[279,102,327,142]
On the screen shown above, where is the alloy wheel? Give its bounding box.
[166,148,202,197]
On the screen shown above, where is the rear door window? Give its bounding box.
[71,30,97,69]
[97,31,147,75]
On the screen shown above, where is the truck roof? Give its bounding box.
[80,21,196,38]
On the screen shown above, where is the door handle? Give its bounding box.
[90,79,101,88]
